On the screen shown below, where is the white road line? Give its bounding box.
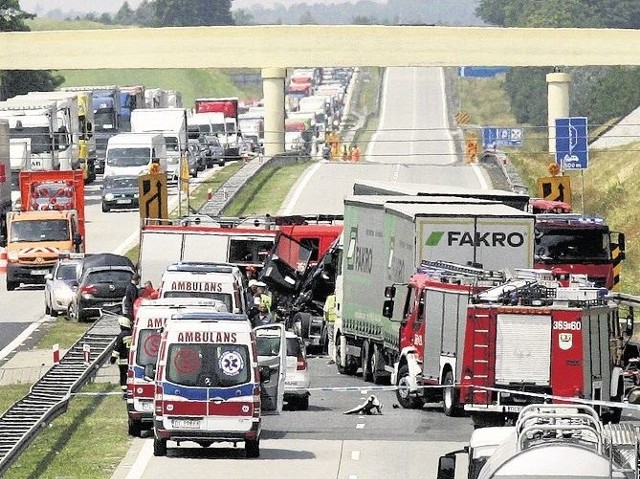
[365,68,390,161]
[0,316,49,361]
[471,164,490,190]
[280,161,324,215]
[439,67,456,164]
[125,439,154,479]
[349,475,358,479]
[351,450,361,461]
[356,423,365,429]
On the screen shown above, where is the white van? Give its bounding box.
[104,132,167,177]
[158,262,248,314]
[150,313,285,457]
[126,297,229,437]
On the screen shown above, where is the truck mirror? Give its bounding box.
[73,234,83,248]
[259,365,271,383]
[143,363,156,381]
[626,308,635,335]
[382,299,394,319]
[384,285,396,299]
[436,455,456,479]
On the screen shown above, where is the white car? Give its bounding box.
[256,329,310,410]
[44,257,83,316]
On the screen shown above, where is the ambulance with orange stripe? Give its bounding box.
[150,312,285,458]
[126,298,229,437]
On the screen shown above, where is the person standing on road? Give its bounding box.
[122,273,140,321]
[251,302,274,328]
[110,316,132,397]
[324,293,337,364]
[351,144,361,163]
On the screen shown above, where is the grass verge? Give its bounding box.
[0,384,32,416]
[350,67,383,152]
[35,318,91,351]
[3,383,129,479]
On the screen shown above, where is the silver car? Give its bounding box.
[44,257,83,316]
[256,329,311,410]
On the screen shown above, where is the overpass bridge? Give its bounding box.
[2,25,639,155]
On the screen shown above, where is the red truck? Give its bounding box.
[5,170,85,290]
[384,261,627,427]
[194,97,241,158]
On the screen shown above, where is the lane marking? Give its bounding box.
[471,164,490,190]
[439,67,456,164]
[0,316,50,361]
[349,476,358,479]
[125,439,154,479]
[356,423,365,429]
[280,161,324,215]
[351,450,361,461]
[365,68,390,161]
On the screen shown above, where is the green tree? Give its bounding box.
[114,1,135,25]
[134,0,155,27]
[233,9,255,26]
[153,0,234,27]
[298,10,316,25]
[0,0,64,100]
[352,15,378,25]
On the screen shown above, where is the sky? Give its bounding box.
[18,0,379,15]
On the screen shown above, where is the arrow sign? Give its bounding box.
[138,173,168,222]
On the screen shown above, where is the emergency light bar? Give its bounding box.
[171,312,248,322]
[166,262,235,274]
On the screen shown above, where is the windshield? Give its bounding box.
[163,291,233,312]
[106,148,150,167]
[211,123,225,134]
[11,219,69,242]
[226,121,236,134]
[535,228,610,263]
[166,343,250,387]
[10,127,51,154]
[94,111,117,132]
[196,124,211,134]
[136,329,162,367]
[105,176,138,189]
[164,137,180,152]
[256,335,281,357]
[228,239,275,264]
[85,270,132,283]
[56,263,79,280]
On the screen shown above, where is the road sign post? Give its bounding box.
[138,172,168,223]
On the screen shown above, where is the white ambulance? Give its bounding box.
[150,312,285,458]
[126,297,230,437]
[158,262,248,314]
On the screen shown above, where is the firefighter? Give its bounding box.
[122,273,140,320]
[110,316,132,397]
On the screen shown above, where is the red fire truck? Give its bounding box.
[384,261,628,427]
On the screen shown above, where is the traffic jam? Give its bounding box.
[3,63,640,478]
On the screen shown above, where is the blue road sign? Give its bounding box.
[482,127,524,148]
[555,117,588,170]
[458,67,509,78]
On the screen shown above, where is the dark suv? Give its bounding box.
[67,253,136,321]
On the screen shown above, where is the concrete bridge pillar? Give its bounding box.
[261,68,287,157]
[547,72,571,154]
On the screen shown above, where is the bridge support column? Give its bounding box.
[262,68,286,157]
[547,71,571,155]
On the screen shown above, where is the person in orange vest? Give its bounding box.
[351,144,361,162]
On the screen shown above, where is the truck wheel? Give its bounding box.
[245,438,260,458]
[297,395,309,411]
[128,418,142,437]
[153,437,167,456]
[336,335,358,376]
[361,340,372,382]
[101,202,110,213]
[370,344,386,385]
[6,281,18,291]
[443,370,463,417]
[396,364,423,409]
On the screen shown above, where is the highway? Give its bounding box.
[123,66,482,478]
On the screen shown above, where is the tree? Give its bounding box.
[114,1,135,25]
[0,0,64,100]
[233,9,255,26]
[153,0,234,27]
[298,11,316,25]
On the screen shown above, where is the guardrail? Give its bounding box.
[0,313,119,476]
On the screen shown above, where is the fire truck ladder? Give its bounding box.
[0,313,119,476]
[418,260,507,285]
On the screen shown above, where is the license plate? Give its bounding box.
[31,269,49,275]
[171,419,201,429]
[504,406,521,413]
[116,199,131,204]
